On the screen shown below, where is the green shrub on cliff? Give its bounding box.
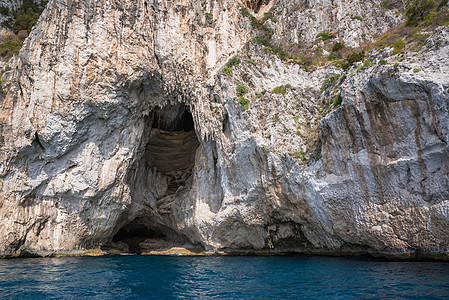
[0,6,9,16]
[293,150,307,161]
[321,74,341,91]
[0,38,23,61]
[333,93,343,106]
[272,85,288,95]
[316,31,330,41]
[0,72,6,94]
[342,51,365,69]
[240,6,273,33]
[393,39,406,54]
[406,0,436,26]
[236,82,248,97]
[437,0,448,9]
[239,96,250,109]
[332,42,345,52]
[253,36,271,47]
[0,0,48,61]
[1,0,48,33]
[226,56,241,68]
[240,7,251,18]
[222,67,233,75]
[13,8,40,33]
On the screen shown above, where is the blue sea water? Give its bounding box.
[0,255,448,299]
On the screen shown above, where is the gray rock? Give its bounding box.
[0,0,448,259]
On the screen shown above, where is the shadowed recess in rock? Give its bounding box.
[151,103,195,132]
[245,0,271,13]
[112,217,184,254]
[146,104,199,194]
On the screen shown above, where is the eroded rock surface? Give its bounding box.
[0,0,448,258]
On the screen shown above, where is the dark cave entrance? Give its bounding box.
[111,216,186,254]
[151,104,195,132]
[146,103,200,194]
[110,103,199,254]
[112,217,167,253]
[111,216,190,254]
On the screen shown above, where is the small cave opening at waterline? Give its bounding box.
[110,103,200,254]
[112,217,183,254]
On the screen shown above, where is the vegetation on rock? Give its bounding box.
[226,56,241,68]
[351,15,363,21]
[272,85,291,95]
[321,74,341,91]
[236,82,249,97]
[316,31,330,41]
[239,96,250,109]
[393,39,406,54]
[332,42,345,52]
[406,0,436,25]
[0,0,48,61]
[341,51,365,69]
[371,0,447,56]
[1,0,48,33]
[0,38,23,61]
[222,67,233,75]
[333,93,343,106]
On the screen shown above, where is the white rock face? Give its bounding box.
[0,0,448,258]
[273,0,403,48]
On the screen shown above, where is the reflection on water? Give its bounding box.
[1,255,448,299]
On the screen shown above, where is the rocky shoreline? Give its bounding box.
[2,247,449,262]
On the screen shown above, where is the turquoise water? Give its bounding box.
[1,255,448,299]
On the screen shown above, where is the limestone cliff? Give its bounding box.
[0,0,448,259]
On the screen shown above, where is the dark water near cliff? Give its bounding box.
[1,255,448,299]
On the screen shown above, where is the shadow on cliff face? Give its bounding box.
[146,104,199,194]
[108,103,200,254]
[245,0,272,14]
[111,217,182,254]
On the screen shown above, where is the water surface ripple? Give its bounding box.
[1,255,448,299]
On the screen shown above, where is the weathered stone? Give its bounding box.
[0,0,448,259]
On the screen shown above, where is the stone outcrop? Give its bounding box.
[0,0,448,259]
